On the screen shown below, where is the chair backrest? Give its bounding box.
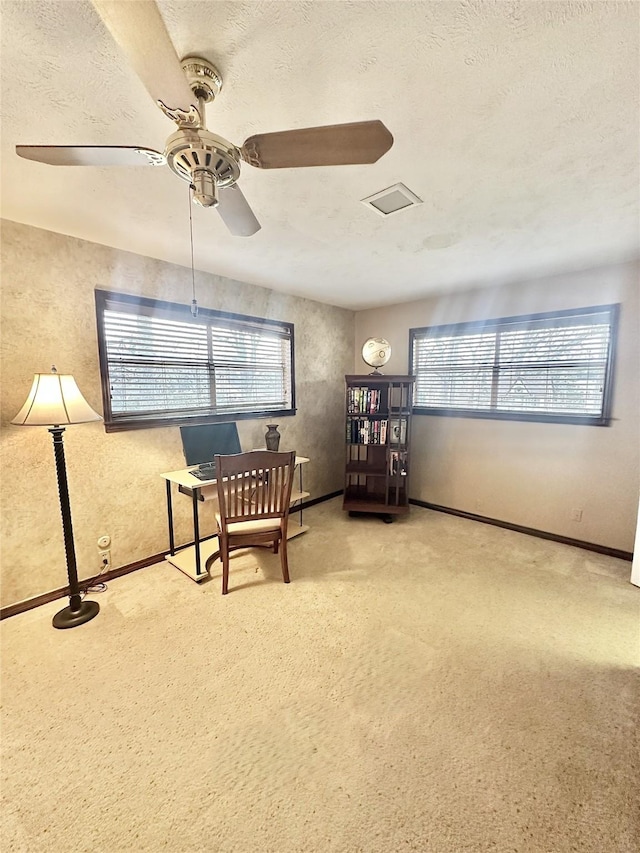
[215,450,296,529]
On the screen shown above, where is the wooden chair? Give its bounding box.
[213,450,297,595]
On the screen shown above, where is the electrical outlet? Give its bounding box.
[570,508,583,522]
[98,549,111,570]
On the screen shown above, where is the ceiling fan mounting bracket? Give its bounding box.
[157,58,222,127]
[180,56,223,104]
[134,149,166,166]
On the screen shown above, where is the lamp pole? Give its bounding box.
[50,425,99,628]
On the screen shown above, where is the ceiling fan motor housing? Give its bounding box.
[165,128,241,206]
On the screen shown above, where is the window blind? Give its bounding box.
[410,305,618,426]
[96,290,294,431]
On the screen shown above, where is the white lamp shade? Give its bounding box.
[11,373,102,426]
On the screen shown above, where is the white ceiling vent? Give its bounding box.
[361,182,423,217]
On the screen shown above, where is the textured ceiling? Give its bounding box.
[1,0,638,309]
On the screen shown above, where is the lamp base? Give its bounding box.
[52,599,99,629]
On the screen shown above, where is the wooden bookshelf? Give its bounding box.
[343,374,414,519]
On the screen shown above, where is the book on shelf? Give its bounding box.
[389,450,408,477]
[389,418,407,445]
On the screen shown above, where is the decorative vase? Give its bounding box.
[265,424,281,451]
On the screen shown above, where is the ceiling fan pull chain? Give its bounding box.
[188,184,198,317]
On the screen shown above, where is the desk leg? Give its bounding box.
[192,489,203,576]
[299,463,303,526]
[166,480,175,556]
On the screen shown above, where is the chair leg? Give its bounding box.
[220,538,230,595]
[280,536,290,584]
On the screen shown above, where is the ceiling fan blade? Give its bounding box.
[217,185,261,236]
[16,145,166,167]
[241,120,393,169]
[91,0,197,119]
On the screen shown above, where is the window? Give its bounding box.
[410,304,618,425]
[95,290,295,432]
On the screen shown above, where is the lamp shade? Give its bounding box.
[11,371,102,426]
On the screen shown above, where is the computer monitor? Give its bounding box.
[180,422,242,467]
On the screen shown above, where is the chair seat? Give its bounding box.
[215,512,282,536]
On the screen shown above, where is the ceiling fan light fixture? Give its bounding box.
[191,169,218,208]
[361,182,422,217]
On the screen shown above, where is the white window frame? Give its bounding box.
[95,290,295,432]
[409,304,619,426]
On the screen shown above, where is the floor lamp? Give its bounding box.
[11,367,103,629]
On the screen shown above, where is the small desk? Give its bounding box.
[161,456,310,582]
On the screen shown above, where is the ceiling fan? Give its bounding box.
[16,0,394,237]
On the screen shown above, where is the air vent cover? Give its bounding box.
[361,182,422,216]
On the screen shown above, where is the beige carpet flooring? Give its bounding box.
[1,498,639,853]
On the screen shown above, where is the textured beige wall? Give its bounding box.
[0,220,354,607]
[355,262,640,552]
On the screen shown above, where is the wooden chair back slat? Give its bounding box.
[215,450,296,528]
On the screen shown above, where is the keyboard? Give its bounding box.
[190,465,217,481]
